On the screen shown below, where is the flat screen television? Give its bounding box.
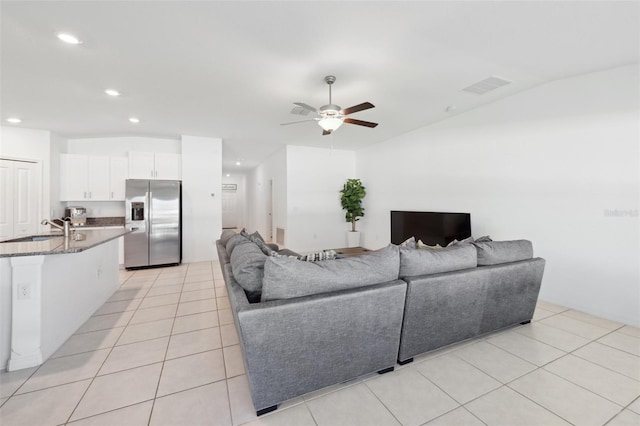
[391,211,471,246]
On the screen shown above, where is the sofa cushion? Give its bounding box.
[230,241,267,299]
[261,245,400,301]
[220,229,236,247]
[473,240,533,265]
[399,244,477,277]
[226,233,251,257]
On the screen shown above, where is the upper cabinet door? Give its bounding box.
[154,153,181,180]
[110,157,128,200]
[60,154,90,201]
[129,152,155,179]
[88,156,110,200]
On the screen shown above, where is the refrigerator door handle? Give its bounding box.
[148,191,153,234]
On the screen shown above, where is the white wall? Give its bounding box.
[358,65,640,326]
[286,146,356,253]
[0,126,52,232]
[181,135,222,263]
[247,148,287,243]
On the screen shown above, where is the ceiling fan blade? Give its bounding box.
[280,119,316,126]
[344,117,378,128]
[342,102,375,116]
[294,102,318,113]
[322,129,332,136]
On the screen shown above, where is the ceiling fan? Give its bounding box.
[282,75,378,135]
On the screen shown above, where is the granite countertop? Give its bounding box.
[0,228,131,258]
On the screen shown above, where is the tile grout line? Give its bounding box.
[147,267,186,426]
[63,268,163,424]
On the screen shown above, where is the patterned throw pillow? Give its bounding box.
[416,240,443,249]
[270,249,337,262]
[475,235,493,243]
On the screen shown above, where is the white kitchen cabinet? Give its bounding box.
[60,154,128,201]
[110,157,128,200]
[128,152,181,180]
[0,159,39,240]
[88,156,110,200]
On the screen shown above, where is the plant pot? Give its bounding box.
[346,231,361,248]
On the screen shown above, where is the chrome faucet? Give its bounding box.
[41,218,71,237]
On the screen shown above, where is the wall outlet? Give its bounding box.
[17,282,32,300]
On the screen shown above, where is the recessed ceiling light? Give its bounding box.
[105,89,120,97]
[57,33,82,45]
[226,174,230,177]
[6,117,22,124]
[129,117,140,123]
[235,161,241,166]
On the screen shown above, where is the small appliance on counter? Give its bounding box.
[65,206,87,227]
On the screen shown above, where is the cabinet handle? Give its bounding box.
[151,170,154,178]
[84,191,87,198]
[111,191,114,199]
[89,192,92,198]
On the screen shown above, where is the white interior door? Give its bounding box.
[221,189,238,229]
[0,159,39,239]
[0,160,15,240]
[13,161,38,237]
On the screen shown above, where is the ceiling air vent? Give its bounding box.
[462,76,511,95]
[290,106,310,116]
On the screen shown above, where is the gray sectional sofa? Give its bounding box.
[216,230,545,416]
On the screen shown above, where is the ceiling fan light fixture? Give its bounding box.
[318,117,343,132]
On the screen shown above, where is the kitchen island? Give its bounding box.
[0,228,129,371]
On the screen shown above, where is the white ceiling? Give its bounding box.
[2,1,638,173]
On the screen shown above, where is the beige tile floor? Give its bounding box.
[1,261,639,425]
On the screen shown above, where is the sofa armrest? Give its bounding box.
[236,280,407,411]
[216,240,230,265]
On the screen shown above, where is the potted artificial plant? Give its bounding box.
[340,178,366,247]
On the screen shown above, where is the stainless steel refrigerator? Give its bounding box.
[125,179,181,269]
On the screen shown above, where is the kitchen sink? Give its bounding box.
[1,235,64,243]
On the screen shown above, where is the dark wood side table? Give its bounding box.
[332,247,372,258]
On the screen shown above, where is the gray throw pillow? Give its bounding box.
[446,236,475,247]
[230,241,267,298]
[220,229,236,247]
[399,236,416,249]
[226,233,251,257]
[473,240,533,265]
[475,235,493,243]
[399,244,477,277]
[261,245,400,301]
[241,229,274,256]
